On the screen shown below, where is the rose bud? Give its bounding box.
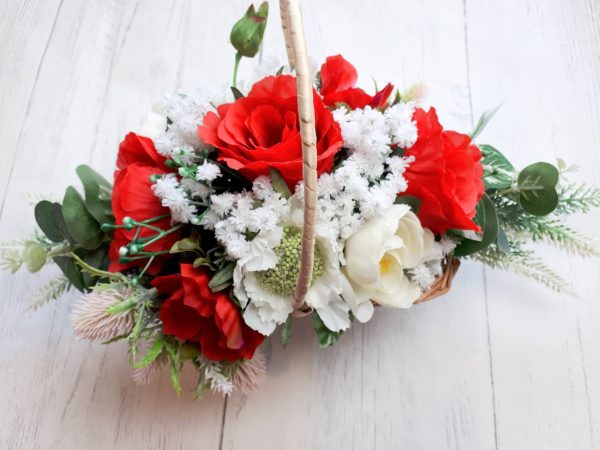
[230,2,269,58]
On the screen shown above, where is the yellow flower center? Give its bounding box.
[379,253,395,274]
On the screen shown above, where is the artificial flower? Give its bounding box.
[116,132,169,171]
[234,198,352,335]
[198,75,343,190]
[319,54,394,110]
[344,204,438,313]
[108,163,181,273]
[154,264,264,361]
[400,107,484,233]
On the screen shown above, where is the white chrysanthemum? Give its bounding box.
[196,161,221,182]
[152,174,197,223]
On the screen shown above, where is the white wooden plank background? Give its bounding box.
[0,0,598,449]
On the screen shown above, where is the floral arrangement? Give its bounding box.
[2,1,599,397]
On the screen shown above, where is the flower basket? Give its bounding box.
[2,0,598,397]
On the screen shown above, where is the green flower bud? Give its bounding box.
[230,2,269,58]
[23,241,47,273]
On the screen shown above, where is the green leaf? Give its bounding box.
[312,311,344,348]
[34,201,70,243]
[179,343,200,360]
[480,144,515,190]
[134,338,164,369]
[192,257,212,269]
[518,162,559,190]
[281,315,292,348]
[80,246,109,288]
[517,162,560,216]
[164,340,182,395]
[76,165,113,226]
[453,194,499,257]
[230,86,245,100]
[496,227,511,253]
[208,262,235,292]
[395,195,421,213]
[62,187,104,250]
[470,104,502,140]
[269,167,292,199]
[53,256,86,292]
[170,237,200,254]
[105,296,137,315]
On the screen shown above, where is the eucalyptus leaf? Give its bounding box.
[53,256,86,292]
[76,165,113,226]
[517,162,559,216]
[480,144,515,190]
[269,168,292,199]
[192,257,211,268]
[34,201,69,243]
[312,311,343,348]
[453,194,499,257]
[62,187,104,250]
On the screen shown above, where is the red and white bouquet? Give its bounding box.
[3,1,599,396]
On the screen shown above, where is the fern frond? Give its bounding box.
[29,275,71,310]
[469,242,574,295]
[0,240,25,273]
[555,182,600,215]
[495,199,600,257]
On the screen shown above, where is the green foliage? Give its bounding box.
[555,182,600,215]
[453,194,499,257]
[516,162,559,216]
[469,241,572,295]
[208,262,235,292]
[29,275,71,310]
[470,104,502,140]
[230,2,269,58]
[281,315,292,348]
[0,239,26,273]
[62,186,104,250]
[53,255,86,292]
[269,167,292,199]
[495,198,600,257]
[34,201,71,243]
[312,311,344,348]
[170,237,201,254]
[76,165,113,226]
[395,195,421,213]
[480,144,514,190]
[134,338,165,369]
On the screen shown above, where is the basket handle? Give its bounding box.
[279,0,317,310]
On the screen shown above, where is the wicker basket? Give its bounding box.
[279,0,459,312]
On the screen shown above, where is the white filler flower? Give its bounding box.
[343,204,438,316]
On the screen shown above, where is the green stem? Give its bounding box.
[233,52,243,88]
[69,252,127,283]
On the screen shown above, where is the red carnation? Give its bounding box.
[400,108,484,234]
[198,75,343,190]
[108,133,179,273]
[153,265,264,361]
[319,54,393,110]
[117,132,169,171]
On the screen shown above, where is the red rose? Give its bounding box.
[400,108,484,234]
[108,133,179,273]
[319,55,394,110]
[153,265,264,361]
[198,75,343,190]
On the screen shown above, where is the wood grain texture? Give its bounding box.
[0,0,598,449]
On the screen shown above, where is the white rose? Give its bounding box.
[344,204,435,314]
